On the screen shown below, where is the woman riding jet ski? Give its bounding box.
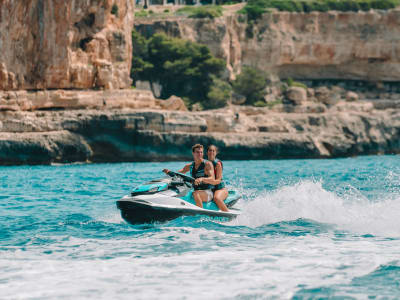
[163,144,219,210]
[116,144,241,225]
[116,171,241,225]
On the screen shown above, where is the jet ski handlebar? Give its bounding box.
[166,171,195,184]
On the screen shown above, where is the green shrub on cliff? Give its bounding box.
[111,4,119,16]
[232,66,269,105]
[287,77,307,89]
[370,0,400,9]
[266,98,283,108]
[239,0,400,17]
[130,31,153,83]
[206,76,232,109]
[301,1,328,12]
[176,6,223,19]
[135,10,149,17]
[254,100,268,107]
[131,31,225,108]
[269,0,304,12]
[238,4,268,21]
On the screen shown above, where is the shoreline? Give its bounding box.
[0,153,398,168]
[1,103,399,165]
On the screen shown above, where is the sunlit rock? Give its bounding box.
[0,0,134,90]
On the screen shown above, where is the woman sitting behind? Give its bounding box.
[195,145,229,212]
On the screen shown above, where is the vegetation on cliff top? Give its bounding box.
[131,30,275,110]
[176,5,223,18]
[134,0,399,20]
[135,5,223,19]
[239,0,400,21]
[131,31,226,108]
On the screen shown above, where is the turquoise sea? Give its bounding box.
[1,155,400,299]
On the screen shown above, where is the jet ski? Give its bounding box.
[116,171,241,224]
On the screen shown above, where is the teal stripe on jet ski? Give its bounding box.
[133,182,168,193]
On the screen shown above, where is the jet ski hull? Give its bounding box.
[117,198,241,225]
[116,173,241,225]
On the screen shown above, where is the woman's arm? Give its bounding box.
[213,162,223,185]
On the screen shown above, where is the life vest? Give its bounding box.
[190,160,213,190]
[211,158,226,191]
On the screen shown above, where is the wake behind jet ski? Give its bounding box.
[116,171,241,225]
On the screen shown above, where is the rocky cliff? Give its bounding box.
[0,6,400,165]
[135,9,400,82]
[0,89,185,111]
[0,0,134,90]
[1,103,399,165]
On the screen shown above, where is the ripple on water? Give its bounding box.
[1,156,400,298]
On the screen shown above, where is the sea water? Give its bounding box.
[1,155,399,299]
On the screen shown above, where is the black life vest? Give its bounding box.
[190,160,212,190]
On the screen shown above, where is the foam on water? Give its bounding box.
[234,180,400,237]
[2,223,399,299]
[2,156,400,299]
[97,212,125,224]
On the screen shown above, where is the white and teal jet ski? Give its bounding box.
[116,171,241,224]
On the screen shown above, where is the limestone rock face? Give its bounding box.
[285,87,307,105]
[0,107,399,164]
[158,95,188,111]
[346,91,359,102]
[0,89,158,111]
[0,130,92,165]
[136,10,400,82]
[314,87,340,106]
[0,0,134,90]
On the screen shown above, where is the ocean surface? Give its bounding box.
[1,155,400,299]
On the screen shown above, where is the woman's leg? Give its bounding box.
[213,188,229,212]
